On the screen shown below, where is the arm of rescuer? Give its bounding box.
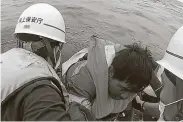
[147,61,163,98]
[136,65,162,118]
[135,96,160,119]
[149,66,163,98]
[21,79,71,121]
[131,73,161,119]
[132,65,162,119]
[139,61,162,100]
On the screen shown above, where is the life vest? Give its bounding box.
[1,48,67,103]
[63,37,136,119]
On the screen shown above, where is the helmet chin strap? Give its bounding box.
[53,43,63,78]
[42,37,63,71]
[54,43,63,70]
[42,38,56,68]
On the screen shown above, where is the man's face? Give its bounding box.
[108,78,135,100]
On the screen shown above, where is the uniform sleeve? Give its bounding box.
[21,83,71,121]
[150,71,162,98]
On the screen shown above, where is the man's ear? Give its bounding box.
[109,65,114,78]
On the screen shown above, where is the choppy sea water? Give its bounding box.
[1,0,183,62]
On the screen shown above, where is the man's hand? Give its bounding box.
[135,95,144,105]
[132,95,144,111]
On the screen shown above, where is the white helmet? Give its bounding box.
[14,3,65,43]
[157,26,183,80]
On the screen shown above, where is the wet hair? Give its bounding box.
[111,43,153,92]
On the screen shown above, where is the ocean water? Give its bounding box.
[1,0,183,61]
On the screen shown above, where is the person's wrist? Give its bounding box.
[139,100,144,105]
[140,101,146,112]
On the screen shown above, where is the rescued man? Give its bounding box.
[62,35,155,120]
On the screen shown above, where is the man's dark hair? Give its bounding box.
[111,43,153,92]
